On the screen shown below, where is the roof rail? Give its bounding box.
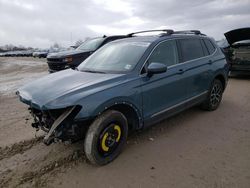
[127,29,174,37]
[173,30,206,36]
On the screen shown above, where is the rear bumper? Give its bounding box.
[230,64,250,74]
[230,70,250,75]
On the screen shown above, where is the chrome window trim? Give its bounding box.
[139,37,218,75]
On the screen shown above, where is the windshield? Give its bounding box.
[78,41,150,73]
[77,38,105,51]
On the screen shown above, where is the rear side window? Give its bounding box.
[201,40,209,56]
[204,39,216,54]
[148,40,178,67]
[178,39,204,62]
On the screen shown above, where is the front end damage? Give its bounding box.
[16,68,123,146]
[29,106,88,145]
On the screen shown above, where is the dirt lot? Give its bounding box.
[0,57,250,188]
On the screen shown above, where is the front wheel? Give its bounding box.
[201,79,223,111]
[84,110,128,165]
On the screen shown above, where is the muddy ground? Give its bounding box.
[0,57,250,188]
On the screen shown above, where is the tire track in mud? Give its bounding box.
[0,137,43,160]
[0,139,86,188]
[1,149,86,188]
[19,150,86,187]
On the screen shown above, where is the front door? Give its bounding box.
[140,40,188,125]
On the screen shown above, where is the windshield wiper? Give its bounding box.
[82,69,106,74]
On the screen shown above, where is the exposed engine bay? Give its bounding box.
[29,106,88,145]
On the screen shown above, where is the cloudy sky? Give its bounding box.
[0,0,249,48]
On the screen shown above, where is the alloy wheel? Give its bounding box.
[210,82,222,107]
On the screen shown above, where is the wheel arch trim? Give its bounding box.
[94,99,143,130]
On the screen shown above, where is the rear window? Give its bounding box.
[204,39,216,54]
[179,39,204,62]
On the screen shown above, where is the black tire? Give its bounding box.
[84,110,128,165]
[201,79,223,111]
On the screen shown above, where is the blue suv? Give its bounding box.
[17,30,229,165]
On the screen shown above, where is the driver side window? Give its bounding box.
[148,40,178,67]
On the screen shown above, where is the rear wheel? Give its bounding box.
[201,79,223,111]
[84,110,128,165]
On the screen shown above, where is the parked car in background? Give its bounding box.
[0,50,34,57]
[46,35,129,72]
[7,51,15,56]
[222,27,250,75]
[17,29,229,165]
[33,50,49,58]
[20,50,34,57]
[32,48,64,58]
[15,50,33,57]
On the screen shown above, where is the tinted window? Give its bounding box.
[201,40,209,56]
[179,39,204,62]
[148,40,178,67]
[204,39,216,54]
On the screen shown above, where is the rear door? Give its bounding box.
[177,38,212,99]
[141,40,188,124]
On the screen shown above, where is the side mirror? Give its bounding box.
[147,62,167,76]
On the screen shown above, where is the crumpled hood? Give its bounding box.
[47,49,91,59]
[17,69,124,109]
[224,27,250,45]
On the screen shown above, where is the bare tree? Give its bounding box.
[75,39,83,47]
[52,42,60,49]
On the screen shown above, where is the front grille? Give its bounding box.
[48,62,67,71]
[47,58,63,62]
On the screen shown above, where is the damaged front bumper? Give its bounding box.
[43,106,76,145]
[29,105,88,145]
[16,89,93,145]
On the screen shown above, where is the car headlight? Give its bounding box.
[62,57,73,63]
